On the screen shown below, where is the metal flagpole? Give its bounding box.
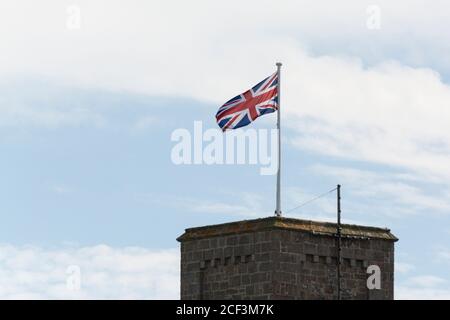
[275,62,282,217]
[337,184,342,300]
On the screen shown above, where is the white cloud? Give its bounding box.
[1,1,450,186]
[396,286,450,300]
[51,184,72,195]
[130,116,158,134]
[3,1,450,93]
[407,275,447,288]
[192,201,262,217]
[0,96,106,129]
[436,249,450,263]
[396,274,450,300]
[286,56,450,184]
[395,262,415,274]
[394,252,450,300]
[0,244,179,299]
[1,1,450,191]
[136,192,269,218]
[0,79,107,128]
[309,164,450,216]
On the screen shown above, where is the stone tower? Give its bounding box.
[177,216,398,300]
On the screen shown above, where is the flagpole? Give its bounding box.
[275,62,282,217]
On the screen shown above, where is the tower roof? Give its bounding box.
[177,216,398,242]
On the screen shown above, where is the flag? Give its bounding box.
[215,72,278,131]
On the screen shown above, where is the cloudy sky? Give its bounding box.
[1,0,450,299]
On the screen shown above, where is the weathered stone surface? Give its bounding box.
[178,216,397,300]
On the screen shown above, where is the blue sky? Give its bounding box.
[1,0,450,299]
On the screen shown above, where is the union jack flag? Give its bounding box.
[216,72,278,131]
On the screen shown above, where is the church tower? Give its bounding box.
[177,216,398,300]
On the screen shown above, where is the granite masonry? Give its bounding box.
[177,216,398,300]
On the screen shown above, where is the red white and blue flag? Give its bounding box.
[216,72,278,131]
